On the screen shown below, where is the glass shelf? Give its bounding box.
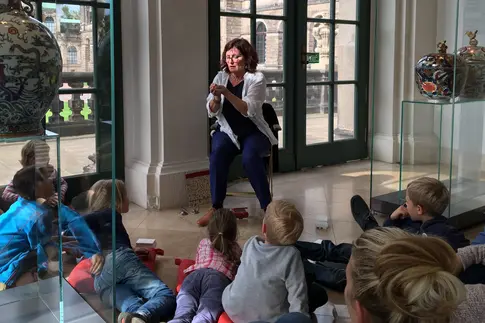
[0,130,59,143]
[402,98,485,106]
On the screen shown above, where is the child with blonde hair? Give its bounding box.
[81,179,175,323]
[170,209,242,323]
[2,140,68,206]
[346,227,485,323]
[222,200,325,323]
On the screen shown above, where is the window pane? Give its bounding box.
[46,94,96,175]
[256,22,267,64]
[220,16,251,57]
[256,0,284,16]
[306,22,330,82]
[266,87,285,148]
[334,84,355,140]
[335,24,356,81]
[306,85,330,145]
[221,0,250,13]
[336,0,357,21]
[308,1,331,19]
[41,4,94,83]
[260,20,284,82]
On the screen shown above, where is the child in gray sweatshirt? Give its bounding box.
[222,200,314,323]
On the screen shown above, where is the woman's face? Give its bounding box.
[345,257,367,323]
[225,47,246,74]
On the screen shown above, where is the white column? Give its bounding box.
[122,0,209,209]
[371,0,439,164]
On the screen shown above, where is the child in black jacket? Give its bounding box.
[298,177,469,293]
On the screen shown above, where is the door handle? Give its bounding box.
[301,44,308,66]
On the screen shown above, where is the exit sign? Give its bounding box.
[307,53,320,64]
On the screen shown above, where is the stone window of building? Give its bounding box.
[45,16,55,33]
[67,46,78,64]
[256,22,267,64]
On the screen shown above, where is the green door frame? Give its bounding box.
[208,0,370,176]
[293,0,371,168]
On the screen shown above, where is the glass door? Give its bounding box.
[294,0,370,168]
[209,0,371,175]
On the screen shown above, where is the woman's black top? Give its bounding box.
[222,80,259,140]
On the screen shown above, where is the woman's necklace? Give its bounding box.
[230,74,244,84]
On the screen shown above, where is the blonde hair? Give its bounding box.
[350,227,466,323]
[20,140,50,167]
[88,179,127,213]
[264,200,304,245]
[407,177,450,216]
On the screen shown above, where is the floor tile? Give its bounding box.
[332,221,363,244]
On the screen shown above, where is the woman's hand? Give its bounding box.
[211,85,228,97]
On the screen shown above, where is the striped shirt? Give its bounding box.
[184,238,241,281]
[2,165,68,203]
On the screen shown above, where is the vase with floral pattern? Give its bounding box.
[457,30,485,99]
[0,0,62,137]
[415,41,468,103]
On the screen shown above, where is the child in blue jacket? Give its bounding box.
[0,166,103,290]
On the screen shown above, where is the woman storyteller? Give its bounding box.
[197,38,277,227]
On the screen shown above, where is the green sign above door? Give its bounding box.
[307,52,320,64]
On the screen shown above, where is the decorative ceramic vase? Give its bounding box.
[0,0,62,137]
[457,30,485,99]
[415,41,468,103]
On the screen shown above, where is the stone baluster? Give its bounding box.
[67,81,84,122]
[49,95,63,124]
[87,80,94,120]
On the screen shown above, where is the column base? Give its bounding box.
[125,158,210,209]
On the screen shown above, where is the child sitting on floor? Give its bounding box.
[296,176,470,293]
[222,200,327,323]
[82,179,176,323]
[170,208,242,323]
[0,166,102,290]
[2,140,68,206]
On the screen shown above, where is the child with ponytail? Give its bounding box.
[170,209,242,323]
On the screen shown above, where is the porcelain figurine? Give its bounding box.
[415,41,468,103]
[457,30,485,99]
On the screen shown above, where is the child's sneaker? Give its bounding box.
[350,195,379,231]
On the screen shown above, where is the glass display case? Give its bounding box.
[0,0,122,322]
[370,0,485,229]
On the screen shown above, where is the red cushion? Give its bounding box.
[174,258,196,293]
[67,258,95,293]
[67,248,164,294]
[218,312,232,323]
[136,248,164,272]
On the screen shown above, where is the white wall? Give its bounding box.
[122,0,209,209]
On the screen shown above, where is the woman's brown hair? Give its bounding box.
[220,38,259,73]
[208,209,240,263]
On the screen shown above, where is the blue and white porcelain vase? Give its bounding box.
[0,0,62,137]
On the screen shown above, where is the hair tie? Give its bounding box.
[218,232,223,236]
